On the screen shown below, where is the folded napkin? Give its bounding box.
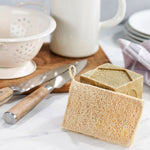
[118,39,150,86]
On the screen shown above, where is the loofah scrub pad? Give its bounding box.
[62,65,144,147]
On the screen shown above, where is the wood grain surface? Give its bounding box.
[7,86,50,121]
[0,87,13,105]
[0,43,110,93]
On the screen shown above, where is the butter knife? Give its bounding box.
[3,60,87,124]
[0,60,87,106]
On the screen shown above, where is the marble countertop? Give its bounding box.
[1,25,150,150]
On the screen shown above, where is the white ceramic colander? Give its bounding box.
[0,2,56,79]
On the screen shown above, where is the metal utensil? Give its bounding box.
[3,60,87,124]
[0,60,87,106]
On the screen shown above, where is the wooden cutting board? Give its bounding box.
[0,43,110,93]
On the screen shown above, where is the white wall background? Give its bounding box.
[0,0,150,22]
[101,0,150,21]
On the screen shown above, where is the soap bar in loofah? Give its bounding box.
[62,80,144,147]
[80,63,143,98]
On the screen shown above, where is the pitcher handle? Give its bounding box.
[100,0,126,29]
[16,1,48,14]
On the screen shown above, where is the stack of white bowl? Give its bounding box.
[124,10,150,44]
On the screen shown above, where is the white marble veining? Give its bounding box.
[0,25,150,150]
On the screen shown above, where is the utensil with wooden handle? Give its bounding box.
[0,60,87,106]
[3,61,87,124]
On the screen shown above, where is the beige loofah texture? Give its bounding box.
[62,80,144,147]
[80,63,143,98]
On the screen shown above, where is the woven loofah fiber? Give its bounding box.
[62,80,144,147]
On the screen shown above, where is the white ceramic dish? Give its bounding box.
[124,28,146,42]
[0,5,56,79]
[125,23,150,39]
[0,61,36,79]
[128,10,150,35]
[125,34,142,44]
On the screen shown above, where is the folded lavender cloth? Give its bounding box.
[118,39,150,86]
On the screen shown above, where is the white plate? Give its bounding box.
[125,23,150,39]
[124,28,147,42]
[125,34,142,44]
[128,10,150,35]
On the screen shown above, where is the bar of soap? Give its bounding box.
[80,63,143,98]
[62,80,144,147]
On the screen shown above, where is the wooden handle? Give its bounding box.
[4,87,49,124]
[0,87,13,106]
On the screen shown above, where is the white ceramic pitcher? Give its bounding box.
[50,0,126,58]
